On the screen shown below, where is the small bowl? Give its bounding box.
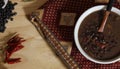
[74,5,120,64]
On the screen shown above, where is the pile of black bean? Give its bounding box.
[0,0,17,32]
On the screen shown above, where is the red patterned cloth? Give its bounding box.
[40,0,120,69]
[41,0,95,41]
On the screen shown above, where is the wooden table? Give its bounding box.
[0,0,70,69]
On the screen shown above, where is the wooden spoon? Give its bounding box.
[98,0,114,32]
[84,0,114,49]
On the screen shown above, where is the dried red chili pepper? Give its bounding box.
[4,34,25,64]
[7,58,21,64]
[13,45,24,52]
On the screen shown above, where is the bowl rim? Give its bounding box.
[74,5,120,64]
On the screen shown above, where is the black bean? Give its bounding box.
[10,18,13,21]
[0,26,5,32]
[0,0,17,32]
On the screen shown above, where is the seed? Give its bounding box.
[0,1,17,32]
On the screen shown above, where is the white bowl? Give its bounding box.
[74,5,120,64]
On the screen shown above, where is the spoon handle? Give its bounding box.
[98,11,110,32]
[98,0,114,32]
[107,0,114,11]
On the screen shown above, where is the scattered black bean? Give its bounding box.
[10,18,13,21]
[0,0,17,32]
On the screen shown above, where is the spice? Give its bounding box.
[0,0,17,32]
[4,34,25,64]
[2,34,26,64]
[6,58,21,64]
